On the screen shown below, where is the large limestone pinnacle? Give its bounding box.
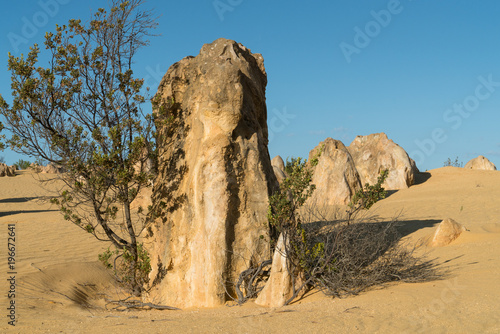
[144,38,278,308]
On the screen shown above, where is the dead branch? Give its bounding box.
[105,297,180,311]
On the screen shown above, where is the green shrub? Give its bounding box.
[346,169,388,224]
[99,243,151,294]
[13,159,31,170]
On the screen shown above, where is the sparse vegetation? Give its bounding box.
[235,158,440,306]
[346,169,388,224]
[0,122,4,151]
[99,243,151,292]
[0,0,157,296]
[13,159,31,170]
[443,157,463,167]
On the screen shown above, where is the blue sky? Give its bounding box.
[1,0,499,171]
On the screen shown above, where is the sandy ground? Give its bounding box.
[1,167,499,333]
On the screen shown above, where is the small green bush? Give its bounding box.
[13,159,31,170]
[346,169,388,224]
[99,243,152,294]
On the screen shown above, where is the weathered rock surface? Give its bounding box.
[464,155,497,171]
[41,162,64,174]
[271,155,287,184]
[348,133,416,190]
[255,233,293,307]
[0,163,16,177]
[430,218,467,247]
[27,162,64,174]
[307,138,362,206]
[145,38,278,308]
[28,162,42,173]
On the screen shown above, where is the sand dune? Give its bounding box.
[1,167,499,333]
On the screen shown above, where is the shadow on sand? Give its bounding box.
[414,172,432,185]
[0,197,38,203]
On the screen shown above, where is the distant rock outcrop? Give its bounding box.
[145,38,278,308]
[271,155,287,183]
[348,133,416,190]
[307,138,362,206]
[430,218,467,247]
[464,155,497,171]
[41,162,65,174]
[27,162,64,174]
[0,163,16,177]
[28,162,42,173]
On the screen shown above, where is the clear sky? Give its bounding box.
[1,0,499,171]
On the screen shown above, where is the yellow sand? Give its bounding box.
[1,167,499,333]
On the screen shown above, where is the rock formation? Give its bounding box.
[464,155,497,171]
[145,38,278,308]
[27,162,64,174]
[255,233,293,307]
[28,162,42,173]
[307,138,362,206]
[271,155,287,183]
[41,162,65,174]
[0,163,16,177]
[348,133,416,190]
[430,218,467,247]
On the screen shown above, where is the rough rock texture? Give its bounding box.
[348,133,416,190]
[0,163,16,177]
[145,38,278,308]
[271,155,285,172]
[271,155,287,184]
[41,162,64,174]
[464,155,497,171]
[255,233,293,307]
[430,218,467,247]
[307,138,362,206]
[28,163,42,173]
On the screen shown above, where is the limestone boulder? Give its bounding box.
[271,155,285,172]
[41,162,65,174]
[0,163,15,177]
[145,38,278,308]
[255,233,293,307]
[348,133,416,190]
[28,162,42,173]
[430,218,467,247]
[464,155,497,171]
[307,138,362,206]
[271,155,287,184]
